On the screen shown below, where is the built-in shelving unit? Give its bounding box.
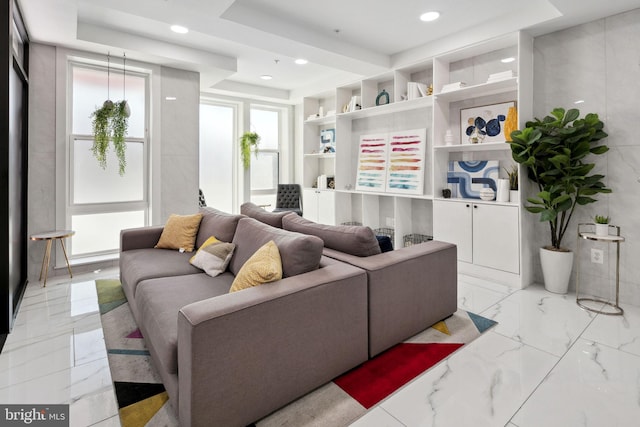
[300,31,535,288]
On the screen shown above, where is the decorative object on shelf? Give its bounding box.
[91,52,130,175]
[509,107,610,294]
[594,215,610,236]
[318,106,324,117]
[427,83,433,96]
[487,70,515,83]
[326,176,335,189]
[386,128,427,195]
[480,187,496,201]
[240,131,260,170]
[444,129,454,146]
[461,101,516,145]
[442,188,451,198]
[505,164,519,202]
[503,106,518,141]
[407,82,427,100]
[376,89,390,106]
[356,133,388,192]
[347,96,361,112]
[447,160,498,199]
[496,179,510,202]
[317,175,327,190]
[320,128,336,153]
[441,81,466,93]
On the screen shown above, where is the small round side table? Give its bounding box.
[576,223,624,316]
[30,230,75,287]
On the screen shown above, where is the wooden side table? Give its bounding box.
[30,230,75,286]
[576,223,624,315]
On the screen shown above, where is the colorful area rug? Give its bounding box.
[96,279,495,427]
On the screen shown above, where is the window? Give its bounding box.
[67,63,149,258]
[250,107,284,208]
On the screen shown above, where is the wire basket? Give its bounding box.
[373,227,395,242]
[403,233,433,247]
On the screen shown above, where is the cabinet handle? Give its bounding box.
[474,205,478,209]
[466,204,470,208]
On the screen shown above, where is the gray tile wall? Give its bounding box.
[532,8,640,305]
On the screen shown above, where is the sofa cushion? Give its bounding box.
[196,207,244,249]
[136,273,234,375]
[230,240,282,292]
[155,213,203,252]
[282,214,381,257]
[120,248,202,297]
[229,218,323,278]
[240,202,290,228]
[189,236,236,277]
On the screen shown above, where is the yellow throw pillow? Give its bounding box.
[229,240,282,293]
[189,236,235,277]
[155,213,203,252]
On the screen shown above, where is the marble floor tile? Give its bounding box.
[457,280,510,314]
[482,284,601,356]
[379,332,558,427]
[512,338,640,427]
[350,407,405,426]
[74,328,107,366]
[89,415,121,427]
[582,303,640,357]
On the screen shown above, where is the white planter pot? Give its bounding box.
[539,247,574,294]
[510,190,519,203]
[595,223,609,237]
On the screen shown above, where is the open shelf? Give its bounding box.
[434,141,512,152]
[434,77,517,103]
[304,153,336,159]
[335,189,433,200]
[304,115,337,125]
[337,96,433,120]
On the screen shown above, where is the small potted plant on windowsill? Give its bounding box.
[594,215,610,237]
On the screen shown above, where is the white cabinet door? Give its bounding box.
[433,200,472,263]
[302,189,319,222]
[472,203,520,274]
[317,191,336,225]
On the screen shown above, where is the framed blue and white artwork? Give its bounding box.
[447,160,499,199]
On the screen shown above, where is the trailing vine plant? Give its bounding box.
[240,131,260,169]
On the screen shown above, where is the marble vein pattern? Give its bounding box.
[0,270,120,427]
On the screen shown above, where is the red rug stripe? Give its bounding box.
[334,343,463,409]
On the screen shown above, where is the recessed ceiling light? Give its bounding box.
[170,25,189,34]
[501,57,516,63]
[165,96,177,101]
[295,58,308,65]
[260,75,273,80]
[420,11,440,22]
[574,99,585,104]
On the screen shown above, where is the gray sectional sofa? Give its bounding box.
[120,204,458,426]
[120,207,369,427]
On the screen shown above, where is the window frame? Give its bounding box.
[249,104,287,202]
[64,60,151,260]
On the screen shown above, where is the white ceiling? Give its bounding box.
[17,0,640,102]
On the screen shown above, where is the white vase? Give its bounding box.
[595,223,609,237]
[510,190,519,203]
[539,247,574,294]
[496,179,510,202]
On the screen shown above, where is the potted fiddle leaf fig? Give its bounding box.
[240,131,260,170]
[509,108,611,294]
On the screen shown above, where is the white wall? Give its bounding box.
[533,8,640,305]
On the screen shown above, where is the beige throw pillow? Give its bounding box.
[189,236,235,277]
[229,240,282,292]
[155,213,203,252]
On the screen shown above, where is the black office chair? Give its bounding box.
[272,184,303,216]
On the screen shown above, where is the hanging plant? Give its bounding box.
[90,53,130,176]
[240,131,260,169]
[91,100,115,170]
[111,100,130,175]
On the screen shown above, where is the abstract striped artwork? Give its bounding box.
[355,129,426,194]
[356,133,388,191]
[386,128,426,194]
